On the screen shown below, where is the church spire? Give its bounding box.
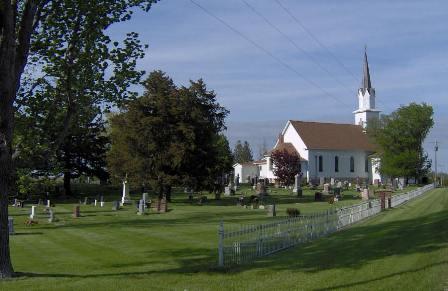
[362,47,372,93]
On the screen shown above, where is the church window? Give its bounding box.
[335,156,339,172]
[318,156,323,172]
[350,157,355,172]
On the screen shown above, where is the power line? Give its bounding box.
[189,0,350,107]
[274,0,387,109]
[241,0,354,97]
[274,0,358,81]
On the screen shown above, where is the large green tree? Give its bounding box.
[0,0,158,278]
[367,103,434,183]
[107,71,231,200]
[16,0,153,196]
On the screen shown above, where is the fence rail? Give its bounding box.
[218,184,434,267]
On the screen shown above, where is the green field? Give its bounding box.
[2,186,447,290]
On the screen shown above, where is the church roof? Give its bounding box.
[289,120,377,151]
[269,141,300,157]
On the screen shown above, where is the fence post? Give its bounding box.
[218,220,224,267]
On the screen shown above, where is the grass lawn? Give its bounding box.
[2,185,447,290]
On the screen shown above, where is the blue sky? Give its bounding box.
[109,0,448,172]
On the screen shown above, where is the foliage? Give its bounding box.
[271,149,301,186]
[367,103,433,182]
[233,140,253,164]
[286,208,300,217]
[107,71,231,198]
[14,0,159,196]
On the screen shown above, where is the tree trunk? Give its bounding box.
[63,171,72,197]
[0,100,15,278]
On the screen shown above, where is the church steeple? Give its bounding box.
[353,47,380,128]
[362,48,372,93]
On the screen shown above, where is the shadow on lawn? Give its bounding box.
[312,260,448,291]
[14,209,448,282]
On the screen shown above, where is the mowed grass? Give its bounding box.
[1,186,447,290]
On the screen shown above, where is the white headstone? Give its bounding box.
[94,199,97,206]
[47,199,50,207]
[100,201,105,207]
[121,180,131,205]
[30,205,36,219]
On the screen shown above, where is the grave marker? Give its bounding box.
[30,205,36,219]
[73,206,80,218]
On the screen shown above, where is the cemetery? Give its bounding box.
[2,181,447,290]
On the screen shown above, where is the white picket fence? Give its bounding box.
[218,184,434,267]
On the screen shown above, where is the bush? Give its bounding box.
[286,208,300,217]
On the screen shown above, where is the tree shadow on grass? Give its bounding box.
[312,260,448,291]
[12,209,448,283]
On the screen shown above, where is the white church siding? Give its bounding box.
[280,121,309,161]
[307,149,370,181]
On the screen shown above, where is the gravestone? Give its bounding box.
[112,200,120,211]
[234,174,239,191]
[138,199,145,215]
[48,209,55,223]
[47,199,51,207]
[84,197,89,205]
[355,184,361,192]
[100,201,105,207]
[255,182,267,197]
[121,179,131,205]
[293,173,303,197]
[8,217,14,235]
[319,177,325,186]
[30,205,36,219]
[142,193,149,204]
[73,206,80,218]
[361,189,369,200]
[334,187,341,198]
[330,178,335,186]
[337,181,343,189]
[368,189,375,199]
[94,199,97,207]
[323,183,330,194]
[155,197,168,213]
[266,204,276,217]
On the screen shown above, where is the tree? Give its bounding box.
[271,149,301,186]
[0,0,157,278]
[367,102,434,183]
[107,71,230,200]
[233,140,253,163]
[15,0,153,196]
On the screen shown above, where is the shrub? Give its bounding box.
[286,208,300,217]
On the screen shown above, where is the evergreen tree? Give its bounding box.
[107,71,231,200]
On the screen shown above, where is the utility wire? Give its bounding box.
[241,0,353,97]
[274,0,386,109]
[274,0,358,81]
[189,0,350,107]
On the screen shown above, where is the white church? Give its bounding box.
[234,50,382,185]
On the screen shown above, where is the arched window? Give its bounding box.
[335,156,339,172]
[350,156,355,172]
[365,158,369,172]
[318,155,323,172]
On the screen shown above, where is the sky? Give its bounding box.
[108,0,448,172]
